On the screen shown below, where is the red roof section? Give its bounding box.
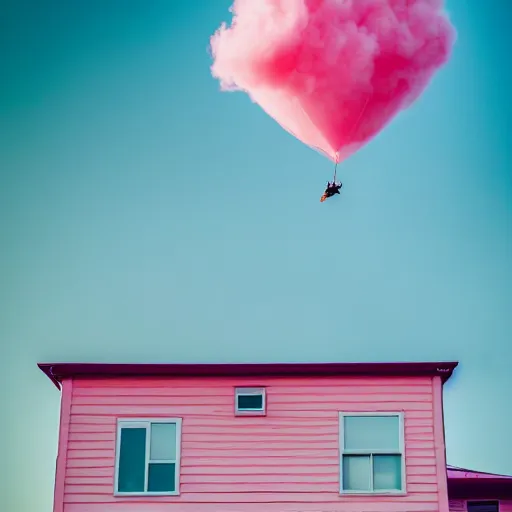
[37,360,458,390]
[447,466,512,498]
[447,465,512,480]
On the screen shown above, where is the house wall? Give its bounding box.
[58,374,447,512]
[449,500,512,512]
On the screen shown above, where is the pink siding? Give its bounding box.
[55,377,72,512]
[433,376,449,512]
[61,374,446,512]
[449,500,512,511]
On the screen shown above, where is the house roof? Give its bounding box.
[448,465,512,480]
[447,465,512,499]
[37,360,458,390]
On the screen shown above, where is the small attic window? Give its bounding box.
[235,387,266,415]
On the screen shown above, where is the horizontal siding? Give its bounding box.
[449,500,512,511]
[64,505,440,512]
[64,375,440,511]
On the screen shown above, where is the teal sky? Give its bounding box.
[1,1,511,510]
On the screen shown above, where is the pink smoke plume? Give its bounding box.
[210,0,456,162]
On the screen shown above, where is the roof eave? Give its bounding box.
[37,363,62,391]
[448,480,512,499]
[37,360,458,388]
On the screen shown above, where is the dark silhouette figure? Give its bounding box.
[320,181,342,202]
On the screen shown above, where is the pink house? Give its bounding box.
[38,360,512,512]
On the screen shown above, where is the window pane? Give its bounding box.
[373,455,402,490]
[467,502,499,512]
[342,455,371,491]
[148,462,176,492]
[117,427,146,493]
[344,415,399,451]
[150,423,176,460]
[237,394,263,410]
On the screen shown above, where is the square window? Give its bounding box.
[467,502,500,512]
[115,418,182,496]
[235,387,266,415]
[339,413,404,494]
[344,415,400,451]
[373,454,402,490]
[342,454,371,491]
[148,462,176,492]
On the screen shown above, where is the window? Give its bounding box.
[339,412,405,494]
[114,418,182,496]
[235,387,266,415]
[467,502,500,512]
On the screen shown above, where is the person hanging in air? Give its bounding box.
[320,157,342,202]
[320,180,342,202]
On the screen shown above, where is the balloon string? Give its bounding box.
[347,95,370,143]
[332,94,370,183]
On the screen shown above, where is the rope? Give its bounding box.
[332,94,371,183]
[349,94,370,141]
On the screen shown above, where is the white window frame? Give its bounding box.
[234,387,266,416]
[114,417,182,497]
[339,411,406,495]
